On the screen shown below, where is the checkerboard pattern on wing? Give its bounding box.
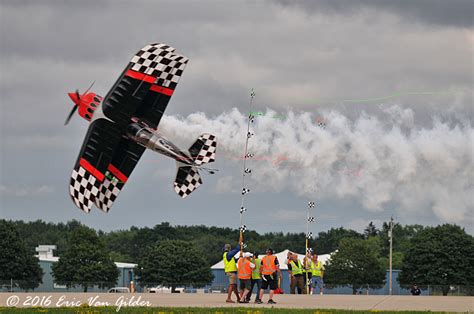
[193,134,217,165]
[174,167,202,198]
[69,166,101,213]
[94,177,123,212]
[130,43,189,89]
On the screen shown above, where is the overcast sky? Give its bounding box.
[1,0,473,236]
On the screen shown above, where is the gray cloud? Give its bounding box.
[276,0,474,28]
[1,0,472,234]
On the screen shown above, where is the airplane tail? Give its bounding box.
[188,134,217,165]
[173,163,202,198]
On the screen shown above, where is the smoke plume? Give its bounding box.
[160,106,473,226]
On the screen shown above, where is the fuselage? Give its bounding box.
[68,90,193,165]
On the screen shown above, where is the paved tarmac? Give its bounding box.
[1,293,473,312]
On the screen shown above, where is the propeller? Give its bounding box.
[64,105,78,126]
[64,81,94,126]
[65,89,80,126]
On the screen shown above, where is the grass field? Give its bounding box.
[0,308,455,314]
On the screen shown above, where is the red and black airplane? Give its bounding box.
[66,43,217,213]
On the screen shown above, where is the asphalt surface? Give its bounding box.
[1,293,473,312]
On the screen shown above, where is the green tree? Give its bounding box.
[315,227,363,254]
[324,238,386,294]
[135,240,214,291]
[0,220,43,290]
[52,226,118,292]
[399,224,474,296]
[364,221,379,239]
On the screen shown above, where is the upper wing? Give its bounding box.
[102,43,189,129]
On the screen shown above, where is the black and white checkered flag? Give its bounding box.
[245,153,254,158]
[247,132,254,138]
[250,89,256,97]
[308,217,316,223]
[240,225,247,233]
[240,206,247,214]
[242,188,250,195]
[244,168,252,174]
[306,232,313,239]
[242,242,248,249]
[307,278,312,286]
[249,115,255,123]
[318,121,326,129]
[308,201,315,208]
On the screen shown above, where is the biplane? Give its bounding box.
[65,43,217,213]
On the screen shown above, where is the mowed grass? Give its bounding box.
[0,308,454,314]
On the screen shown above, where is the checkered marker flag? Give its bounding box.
[306,248,314,254]
[249,115,255,123]
[242,242,248,249]
[242,188,250,195]
[244,168,252,174]
[306,232,313,239]
[308,217,316,223]
[318,121,326,129]
[240,225,247,233]
[308,201,315,208]
[250,89,256,97]
[307,278,312,286]
[245,153,254,159]
[240,207,247,214]
[247,132,254,138]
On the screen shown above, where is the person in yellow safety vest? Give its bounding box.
[311,254,324,295]
[303,249,314,294]
[223,243,241,303]
[288,254,306,294]
[245,252,262,303]
[237,252,255,303]
[257,248,282,304]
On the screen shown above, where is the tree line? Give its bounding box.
[1,219,473,295]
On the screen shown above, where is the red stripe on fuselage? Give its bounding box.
[150,84,174,96]
[107,164,128,183]
[79,158,105,182]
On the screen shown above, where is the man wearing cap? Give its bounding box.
[245,252,262,303]
[237,252,255,303]
[257,248,282,304]
[223,243,240,303]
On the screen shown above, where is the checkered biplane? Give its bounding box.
[65,43,217,213]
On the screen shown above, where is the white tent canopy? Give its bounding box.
[211,249,331,270]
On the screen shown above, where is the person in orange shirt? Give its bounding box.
[257,248,282,304]
[237,252,255,303]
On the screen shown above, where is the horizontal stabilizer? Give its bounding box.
[173,165,202,198]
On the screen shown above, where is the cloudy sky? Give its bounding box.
[1,0,473,235]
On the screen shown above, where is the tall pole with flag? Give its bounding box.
[389,216,394,295]
[239,89,256,254]
[306,201,315,294]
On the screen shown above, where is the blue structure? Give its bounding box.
[31,245,136,292]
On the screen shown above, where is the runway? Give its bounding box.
[1,293,473,312]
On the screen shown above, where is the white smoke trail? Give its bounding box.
[159,106,473,226]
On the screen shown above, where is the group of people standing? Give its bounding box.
[287,249,324,295]
[222,244,324,304]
